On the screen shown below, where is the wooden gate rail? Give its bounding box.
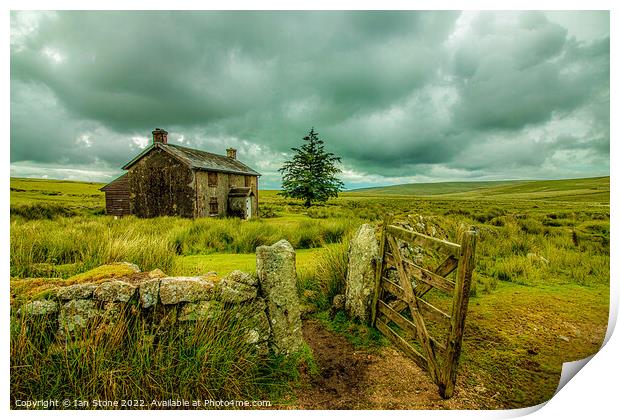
[371,216,477,399]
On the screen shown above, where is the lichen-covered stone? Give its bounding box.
[102,302,124,323]
[332,294,345,310]
[139,278,161,308]
[256,239,303,355]
[345,224,379,323]
[387,267,400,284]
[159,277,215,305]
[119,261,141,273]
[235,298,270,355]
[147,268,166,279]
[231,270,258,286]
[245,319,269,356]
[332,295,344,310]
[58,299,102,335]
[403,215,447,240]
[64,263,140,284]
[19,300,58,316]
[178,300,222,321]
[201,271,219,282]
[94,280,137,303]
[330,294,345,317]
[57,283,98,300]
[219,270,258,303]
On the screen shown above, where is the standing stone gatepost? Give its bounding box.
[256,239,304,355]
[345,224,380,323]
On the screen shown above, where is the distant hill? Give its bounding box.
[350,180,520,196]
[347,176,610,202]
[10,176,610,210]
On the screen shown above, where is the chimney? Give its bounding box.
[226,148,237,160]
[152,128,168,144]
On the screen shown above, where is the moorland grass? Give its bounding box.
[10,182,610,300]
[10,215,359,279]
[10,304,310,408]
[9,176,610,409]
[10,178,105,217]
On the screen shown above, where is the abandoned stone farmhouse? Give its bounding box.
[101,128,261,219]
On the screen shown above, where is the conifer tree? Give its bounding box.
[279,128,344,207]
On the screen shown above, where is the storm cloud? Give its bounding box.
[10,11,609,188]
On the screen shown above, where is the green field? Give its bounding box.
[10,176,610,409]
[10,177,105,209]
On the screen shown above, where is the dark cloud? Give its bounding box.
[10,11,609,188]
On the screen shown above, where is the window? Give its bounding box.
[208,172,218,187]
[209,197,218,215]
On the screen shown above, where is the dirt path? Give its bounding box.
[290,320,501,410]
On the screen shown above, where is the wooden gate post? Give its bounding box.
[371,214,391,326]
[440,227,477,398]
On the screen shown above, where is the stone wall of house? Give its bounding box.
[128,147,196,218]
[15,240,302,357]
[194,171,259,218]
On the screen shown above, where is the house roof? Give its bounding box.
[100,173,128,191]
[121,143,261,177]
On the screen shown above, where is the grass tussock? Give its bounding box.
[297,239,349,311]
[10,305,309,408]
[10,217,177,278]
[10,216,359,279]
[315,310,387,351]
[10,203,80,220]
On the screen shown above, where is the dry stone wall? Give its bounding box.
[16,240,304,357]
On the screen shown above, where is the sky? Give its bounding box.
[10,10,610,189]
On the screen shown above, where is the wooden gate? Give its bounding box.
[371,217,477,398]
